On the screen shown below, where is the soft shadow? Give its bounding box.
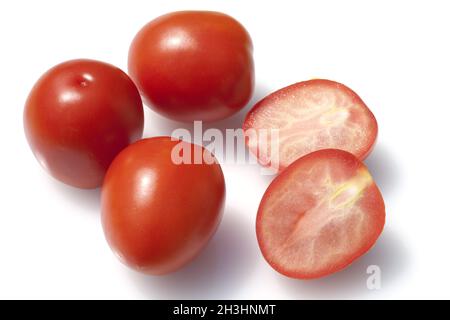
[44,174,101,213]
[277,228,409,299]
[142,83,270,139]
[130,207,258,299]
[258,168,278,184]
[365,144,401,197]
[202,83,270,133]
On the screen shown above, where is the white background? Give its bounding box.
[1,0,449,299]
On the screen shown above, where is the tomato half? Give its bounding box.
[256,149,385,279]
[128,11,254,122]
[101,137,225,275]
[244,79,378,173]
[24,59,144,189]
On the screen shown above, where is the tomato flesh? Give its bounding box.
[24,59,144,189]
[244,79,377,172]
[101,137,225,275]
[256,149,385,279]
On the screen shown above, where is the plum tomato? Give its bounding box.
[128,11,254,122]
[256,149,385,279]
[243,79,378,173]
[101,137,226,275]
[24,59,144,189]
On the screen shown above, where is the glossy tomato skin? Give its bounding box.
[101,137,225,275]
[128,11,254,122]
[256,149,385,279]
[24,59,144,189]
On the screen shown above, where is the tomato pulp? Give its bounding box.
[244,79,377,173]
[256,149,385,279]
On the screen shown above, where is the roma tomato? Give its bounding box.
[24,59,144,189]
[128,11,254,122]
[244,79,378,173]
[101,137,225,275]
[256,149,385,279]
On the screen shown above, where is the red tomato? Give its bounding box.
[128,11,254,122]
[244,79,378,173]
[101,137,225,275]
[256,149,385,279]
[24,59,144,189]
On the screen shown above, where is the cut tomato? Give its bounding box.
[256,149,385,279]
[244,79,378,172]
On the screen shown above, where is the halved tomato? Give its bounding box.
[256,149,385,279]
[243,79,378,173]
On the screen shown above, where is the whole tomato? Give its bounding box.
[101,137,225,274]
[128,11,254,122]
[24,59,144,189]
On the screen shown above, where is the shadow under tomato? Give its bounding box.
[276,228,409,299]
[141,83,271,174]
[142,82,270,139]
[130,206,259,299]
[43,173,101,213]
[365,143,402,198]
[202,83,270,133]
[258,141,402,189]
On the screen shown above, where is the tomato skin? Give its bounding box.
[24,59,144,189]
[256,149,385,279]
[101,137,225,275]
[128,11,254,122]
